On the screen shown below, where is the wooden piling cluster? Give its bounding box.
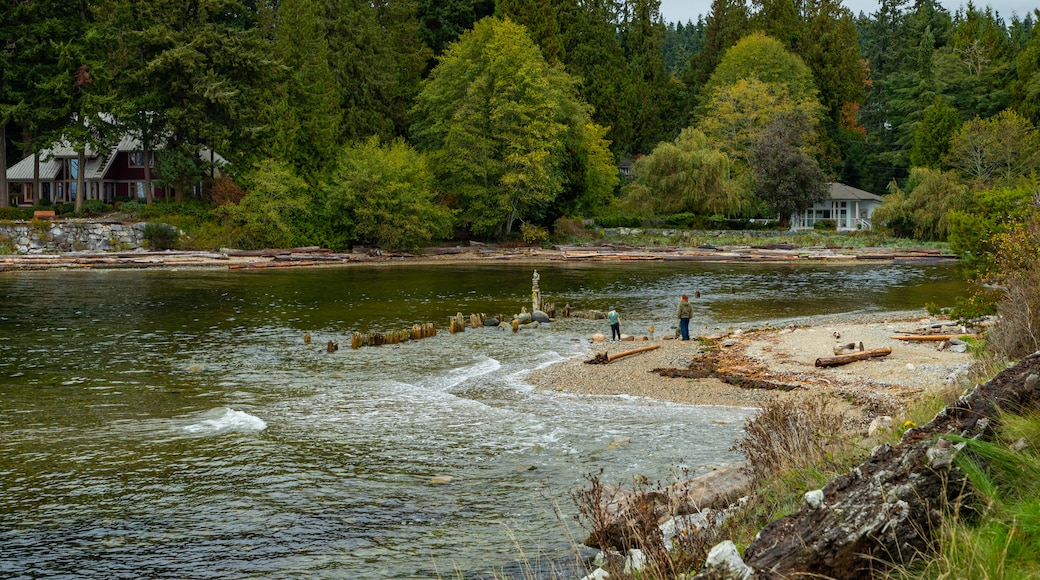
[350,322,437,349]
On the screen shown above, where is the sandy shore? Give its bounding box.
[526,314,976,421]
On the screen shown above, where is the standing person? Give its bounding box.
[607,306,621,342]
[677,295,693,341]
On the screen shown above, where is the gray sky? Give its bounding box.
[658,0,1040,24]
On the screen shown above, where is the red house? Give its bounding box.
[5,134,225,206]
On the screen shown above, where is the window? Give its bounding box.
[129,151,154,167]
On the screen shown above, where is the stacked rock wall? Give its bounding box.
[0,222,146,254]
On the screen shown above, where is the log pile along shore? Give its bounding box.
[0,243,958,271]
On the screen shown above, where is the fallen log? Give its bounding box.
[585,344,660,364]
[815,347,892,367]
[736,352,1040,579]
[891,333,978,341]
[228,261,316,270]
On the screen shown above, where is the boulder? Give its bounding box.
[732,353,1040,579]
[531,310,550,323]
[592,333,607,343]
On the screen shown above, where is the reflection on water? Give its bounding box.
[0,262,968,578]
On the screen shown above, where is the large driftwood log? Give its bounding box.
[585,344,660,364]
[814,347,892,367]
[727,352,1040,580]
[891,333,979,341]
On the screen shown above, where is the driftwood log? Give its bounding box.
[585,344,660,364]
[891,333,979,341]
[719,352,1040,579]
[814,347,892,367]
[584,463,751,550]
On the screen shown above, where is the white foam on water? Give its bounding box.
[418,356,502,391]
[183,407,267,434]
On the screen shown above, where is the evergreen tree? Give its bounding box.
[685,0,749,93]
[1010,10,1040,124]
[495,0,565,62]
[325,0,431,142]
[751,0,802,49]
[621,0,682,153]
[270,0,341,174]
[909,96,960,168]
[934,3,1014,120]
[559,0,636,156]
[415,0,496,54]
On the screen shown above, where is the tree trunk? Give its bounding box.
[739,353,1040,579]
[33,149,41,205]
[75,149,86,213]
[144,140,153,204]
[0,126,8,208]
[814,347,892,367]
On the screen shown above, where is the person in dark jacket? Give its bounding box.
[677,295,693,340]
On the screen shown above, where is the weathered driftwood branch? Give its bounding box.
[585,344,660,365]
[732,353,1040,580]
[891,333,979,341]
[814,347,892,367]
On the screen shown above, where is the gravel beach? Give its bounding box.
[527,312,976,420]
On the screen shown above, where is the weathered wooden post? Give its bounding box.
[531,270,541,313]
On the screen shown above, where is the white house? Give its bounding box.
[792,182,883,231]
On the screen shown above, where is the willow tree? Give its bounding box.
[623,127,749,216]
[411,17,611,240]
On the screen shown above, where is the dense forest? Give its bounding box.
[1,0,1039,250]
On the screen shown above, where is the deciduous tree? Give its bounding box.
[411,18,578,239]
[623,127,750,216]
[324,136,454,251]
[748,111,829,226]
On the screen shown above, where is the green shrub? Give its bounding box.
[814,219,836,230]
[0,206,33,220]
[664,213,698,228]
[141,222,180,250]
[594,215,643,228]
[519,222,549,246]
[77,200,113,217]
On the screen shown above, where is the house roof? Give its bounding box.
[7,141,228,182]
[829,182,883,202]
[5,151,63,181]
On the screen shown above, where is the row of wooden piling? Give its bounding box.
[350,322,437,349]
[342,302,565,350]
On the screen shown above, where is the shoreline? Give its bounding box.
[526,312,975,421]
[0,242,958,272]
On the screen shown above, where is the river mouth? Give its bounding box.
[0,262,969,578]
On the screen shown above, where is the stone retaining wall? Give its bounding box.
[0,221,146,254]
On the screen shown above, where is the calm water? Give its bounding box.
[0,261,968,579]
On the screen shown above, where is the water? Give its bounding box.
[0,261,968,579]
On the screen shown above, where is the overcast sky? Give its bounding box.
[658,0,1040,24]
